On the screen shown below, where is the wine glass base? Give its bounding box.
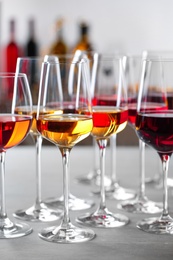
[137,216,173,234]
[0,222,32,239]
[13,203,62,222]
[76,209,129,228]
[110,185,136,201]
[95,174,112,187]
[76,169,99,184]
[92,185,136,201]
[117,197,163,214]
[44,194,95,211]
[39,224,96,243]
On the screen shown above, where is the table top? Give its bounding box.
[1,144,173,260]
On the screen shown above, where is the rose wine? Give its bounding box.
[0,114,32,151]
[37,114,93,148]
[91,106,128,139]
[136,111,173,153]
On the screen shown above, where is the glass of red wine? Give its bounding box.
[142,50,173,188]
[36,57,96,243]
[0,73,33,238]
[76,55,129,228]
[135,57,173,234]
[117,55,163,214]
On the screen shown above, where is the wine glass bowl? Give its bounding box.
[0,72,33,238]
[36,57,96,243]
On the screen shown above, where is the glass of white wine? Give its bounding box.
[36,57,96,243]
[42,53,95,211]
[13,57,62,222]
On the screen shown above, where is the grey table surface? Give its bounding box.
[1,144,173,260]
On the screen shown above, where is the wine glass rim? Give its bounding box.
[0,72,27,78]
[42,58,87,65]
[143,57,173,62]
[17,56,43,61]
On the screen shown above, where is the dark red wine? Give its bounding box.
[136,111,173,154]
[128,102,167,127]
[167,93,173,109]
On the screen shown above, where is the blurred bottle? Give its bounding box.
[73,22,94,53]
[25,19,38,57]
[49,18,67,55]
[5,19,20,72]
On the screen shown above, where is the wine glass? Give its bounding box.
[0,72,33,238]
[36,58,96,243]
[135,57,173,234]
[76,55,129,228]
[41,53,95,211]
[13,57,62,222]
[143,50,173,188]
[77,51,112,187]
[101,55,136,200]
[117,55,163,214]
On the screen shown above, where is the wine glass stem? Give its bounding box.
[35,134,43,207]
[160,154,169,217]
[139,139,146,199]
[97,139,108,210]
[110,134,117,184]
[0,151,7,219]
[93,138,99,172]
[60,148,71,227]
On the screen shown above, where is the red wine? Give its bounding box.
[128,100,167,127]
[136,111,173,154]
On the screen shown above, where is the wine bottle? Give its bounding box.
[73,22,94,53]
[25,19,38,57]
[49,18,67,55]
[5,19,20,72]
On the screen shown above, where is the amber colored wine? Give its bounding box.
[91,106,128,139]
[0,114,32,152]
[136,111,173,154]
[37,114,93,148]
[15,106,61,136]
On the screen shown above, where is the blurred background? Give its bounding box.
[0,0,172,145]
[1,0,173,57]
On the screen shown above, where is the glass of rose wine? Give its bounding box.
[77,52,113,190]
[135,57,173,234]
[36,58,96,243]
[76,55,129,228]
[0,72,33,238]
[117,55,163,214]
[13,57,62,222]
